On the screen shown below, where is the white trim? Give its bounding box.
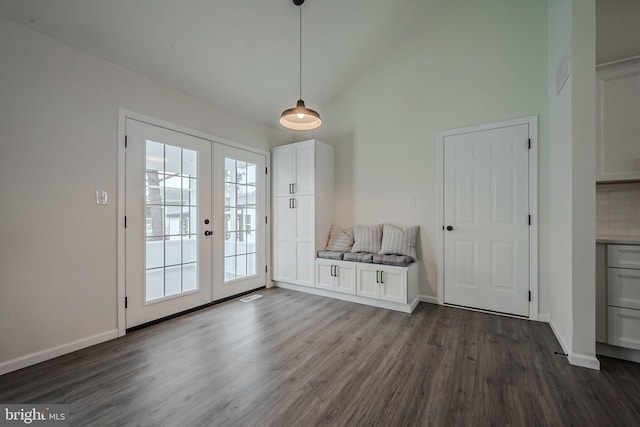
[596,342,640,363]
[117,109,273,336]
[568,353,601,370]
[538,313,601,370]
[117,111,126,337]
[0,330,118,376]
[275,282,417,314]
[419,295,439,305]
[596,55,640,71]
[436,116,539,320]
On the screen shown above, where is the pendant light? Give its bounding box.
[280,0,322,131]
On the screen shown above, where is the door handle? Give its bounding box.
[376,270,379,283]
[204,230,212,236]
[289,183,293,194]
[446,225,453,231]
[292,198,296,209]
[292,183,296,194]
[379,271,384,284]
[289,198,293,209]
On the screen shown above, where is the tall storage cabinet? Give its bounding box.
[272,140,334,287]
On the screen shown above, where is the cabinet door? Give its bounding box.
[357,266,380,299]
[596,244,607,342]
[316,260,334,291]
[608,268,640,310]
[608,306,640,350]
[272,144,295,197]
[334,263,356,295]
[379,269,407,304]
[596,63,640,182]
[294,195,315,287]
[294,141,315,196]
[608,245,640,269]
[273,197,294,282]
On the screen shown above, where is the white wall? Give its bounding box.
[544,0,598,367]
[544,0,574,360]
[0,17,291,369]
[309,0,548,298]
[570,0,596,362]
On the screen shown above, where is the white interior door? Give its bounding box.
[443,123,530,317]
[125,119,212,328]
[213,144,267,300]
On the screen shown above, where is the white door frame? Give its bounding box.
[436,116,538,320]
[117,109,271,337]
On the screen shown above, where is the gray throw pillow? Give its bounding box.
[379,224,419,261]
[325,225,354,252]
[351,224,383,254]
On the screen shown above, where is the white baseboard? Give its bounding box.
[596,342,640,363]
[537,313,600,370]
[275,282,415,313]
[0,329,118,376]
[419,295,439,305]
[569,352,601,370]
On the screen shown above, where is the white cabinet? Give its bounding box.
[604,244,640,350]
[596,58,640,182]
[356,264,408,304]
[272,140,334,288]
[272,140,316,197]
[596,243,607,343]
[608,307,640,350]
[315,259,356,295]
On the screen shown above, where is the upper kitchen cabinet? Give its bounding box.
[596,58,640,182]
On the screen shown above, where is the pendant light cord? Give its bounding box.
[299,4,302,100]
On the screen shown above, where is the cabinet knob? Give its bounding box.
[446,225,453,231]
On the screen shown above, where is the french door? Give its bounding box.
[125,119,266,328]
[125,119,213,328]
[213,144,266,300]
[443,122,530,317]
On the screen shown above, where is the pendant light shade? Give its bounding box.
[280,99,322,130]
[280,0,322,131]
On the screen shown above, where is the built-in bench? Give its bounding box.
[276,223,421,313]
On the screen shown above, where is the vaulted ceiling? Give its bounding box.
[1,1,638,132]
[0,0,432,131]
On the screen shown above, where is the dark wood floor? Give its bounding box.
[1,288,640,426]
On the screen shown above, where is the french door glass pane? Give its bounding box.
[144,140,199,302]
[224,157,259,283]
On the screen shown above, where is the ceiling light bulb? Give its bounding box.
[297,113,305,119]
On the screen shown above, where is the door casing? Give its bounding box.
[437,116,538,320]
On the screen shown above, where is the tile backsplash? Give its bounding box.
[596,182,640,236]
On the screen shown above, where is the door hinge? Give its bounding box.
[125,297,128,308]
[125,135,128,148]
[265,265,268,273]
[528,291,531,302]
[528,215,531,226]
[265,216,268,224]
[528,138,531,149]
[265,167,268,174]
[124,216,127,228]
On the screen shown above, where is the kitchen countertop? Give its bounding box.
[596,234,640,245]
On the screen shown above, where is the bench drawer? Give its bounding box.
[608,267,640,310]
[608,307,640,350]
[608,245,640,269]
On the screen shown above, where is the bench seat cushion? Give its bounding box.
[343,252,374,263]
[373,254,414,267]
[317,251,345,260]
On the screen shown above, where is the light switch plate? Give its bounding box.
[96,190,108,205]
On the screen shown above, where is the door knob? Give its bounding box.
[446,225,453,231]
[204,230,213,236]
